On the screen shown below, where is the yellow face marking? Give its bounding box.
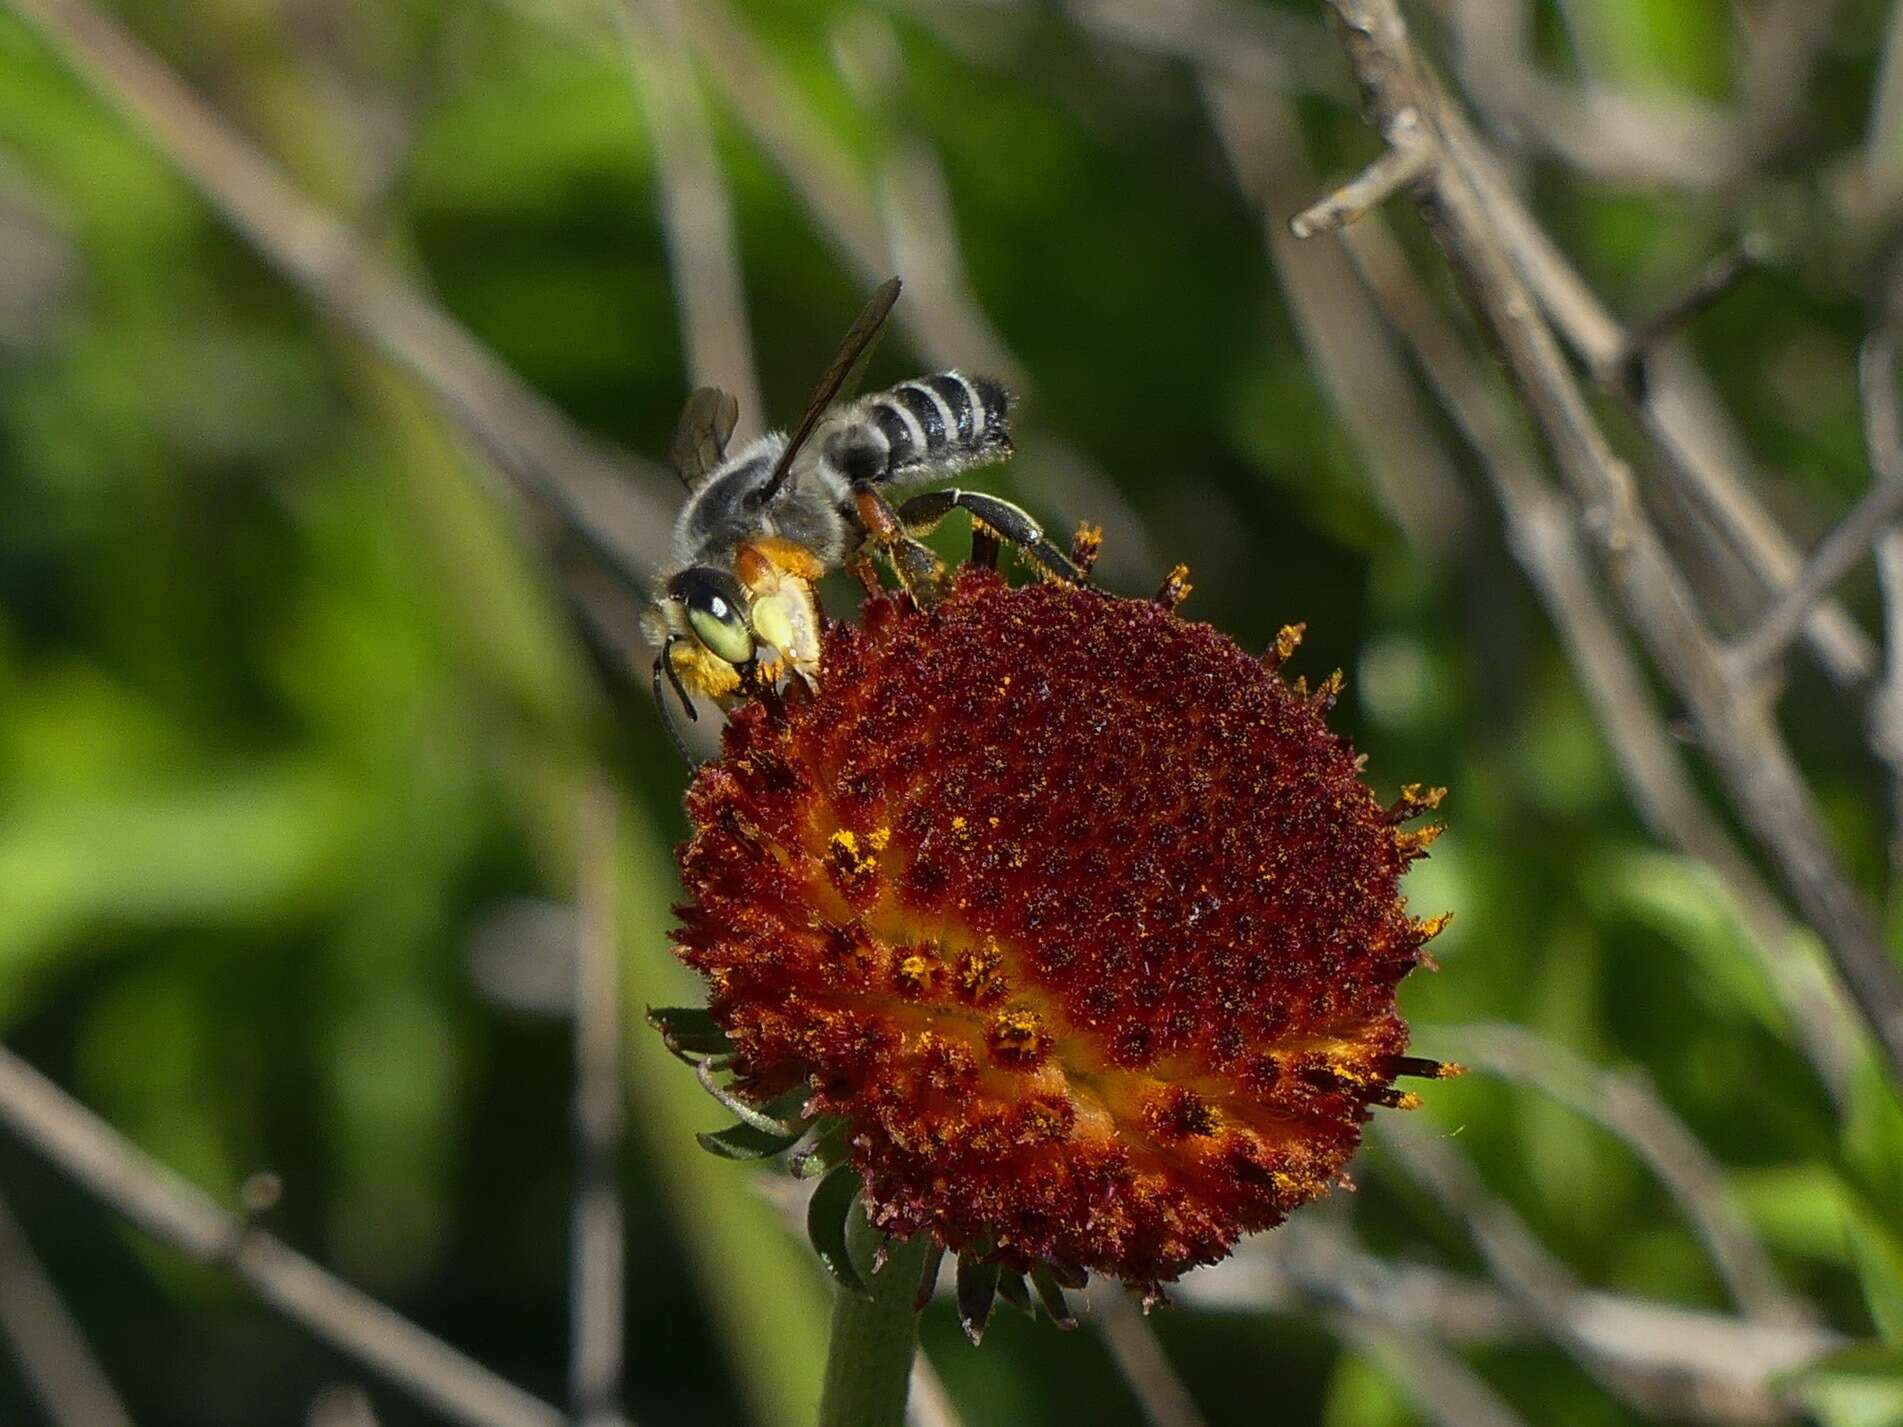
[668,640,742,701]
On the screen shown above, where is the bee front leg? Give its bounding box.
[853,482,949,603]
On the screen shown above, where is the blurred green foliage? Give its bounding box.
[2,0,1903,1423]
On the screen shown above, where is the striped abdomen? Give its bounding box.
[825,372,1013,485]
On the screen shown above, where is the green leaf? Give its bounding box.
[1846,1198,1903,1347]
[647,1005,731,1060]
[1588,849,1783,1030]
[695,1120,803,1161]
[1733,1164,1852,1265]
[1846,1059,1903,1214]
[956,1254,1002,1345]
[807,1164,871,1299]
[1779,1343,1903,1427]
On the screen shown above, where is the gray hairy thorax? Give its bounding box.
[670,432,854,568]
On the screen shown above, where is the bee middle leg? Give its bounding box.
[897,490,1083,584]
[853,482,950,602]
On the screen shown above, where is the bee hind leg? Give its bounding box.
[898,490,1082,585]
[853,482,949,603]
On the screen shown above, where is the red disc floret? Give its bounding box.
[672,568,1446,1290]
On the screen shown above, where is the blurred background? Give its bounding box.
[3,0,1903,1424]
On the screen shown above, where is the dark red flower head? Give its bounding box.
[672,567,1451,1292]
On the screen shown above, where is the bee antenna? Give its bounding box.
[652,636,702,768]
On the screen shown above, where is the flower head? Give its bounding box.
[671,566,1450,1296]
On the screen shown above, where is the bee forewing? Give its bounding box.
[760,276,902,505]
[670,386,741,487]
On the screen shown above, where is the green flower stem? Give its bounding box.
[816,1214,933,1427]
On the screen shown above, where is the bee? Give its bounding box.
[646,277,1081,760]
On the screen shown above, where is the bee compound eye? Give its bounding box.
[671,569,756,667]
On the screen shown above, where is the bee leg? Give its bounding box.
[967,523,1002,572]
[844,549,885,599]
[853,482,949,603]
[897,490,1083,585]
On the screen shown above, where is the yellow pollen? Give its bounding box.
[956,937,1008,1002]
[895,953,936,995]
[827,829,879,879]
[987,1008,1046,1067]
[1270,622,1306,666]
[1396,823,1445,858]
[1412,911,1453,942]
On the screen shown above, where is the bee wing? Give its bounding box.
[758,276,902,506]
[669,386,741,488]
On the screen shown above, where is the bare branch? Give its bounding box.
[1209,80,1473,555]
[1058,0,1347,100]
[1426,1023,1802,1324]
[1879,529,1903,876]
[307,1384,382,1427]
[1729,336,1903,676]
[1334,1319,1531,1427]
[1443,119,1877,687]
[1288,114,1436,238]
[1425,0,1751,189]
[1093,1292,1213,1427]
[1377,1121,1665,1414]
[1317,0,1903,1089]
[619,0,765,435]
[1055,0,1874,682]
[0,1194,136,1427]
[2,0,674,584]
[0,1043,564,1427]
[1613,243,1764,391]
[1183,1222,1838,1415]
[571,782,629,1427]
[1335,214,1859,1099]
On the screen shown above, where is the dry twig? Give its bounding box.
[1729,333,1903,677]
[1184,1221,1836,1412]
[0,1193,136,1427]
[1340,1321,1530,1427]
[1093,1292,1213,1427]
[1333,213,1858,1098]
[619,0,765,434]
[0,1044,564,1427]
[3,0,674,585]
[1426,1023,1800,1324]
[571,783,629,1427]
[1076,0,1874,688]
[1208,80,1471,555]
[1304,0,1903,1089]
